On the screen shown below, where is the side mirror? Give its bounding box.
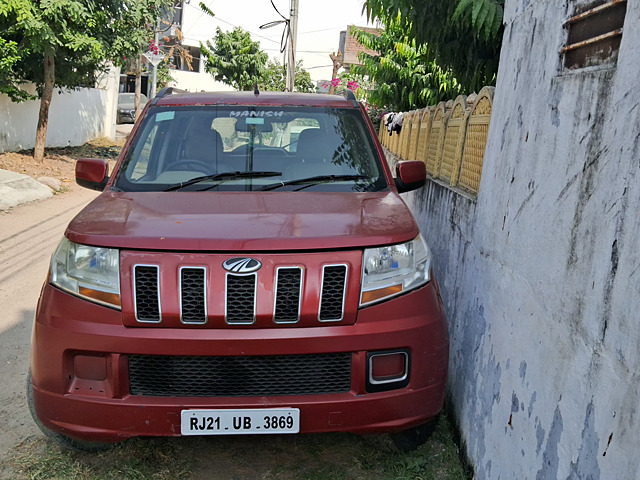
[76,158,109,191]
[395,161,426,193]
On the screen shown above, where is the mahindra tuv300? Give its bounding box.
[28,89,449,452]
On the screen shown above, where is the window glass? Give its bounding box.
[114,105,387,193]
[128,123,157,180]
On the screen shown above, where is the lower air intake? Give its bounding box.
[128,353,352,397]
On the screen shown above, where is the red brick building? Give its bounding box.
[338,25,382,71]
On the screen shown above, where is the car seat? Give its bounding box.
[286,128,353,179]
[171,121,227,173]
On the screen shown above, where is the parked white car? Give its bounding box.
[117,93,148,124]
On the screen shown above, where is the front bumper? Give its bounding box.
[31,282,449,443]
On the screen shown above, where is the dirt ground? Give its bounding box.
[0,140,121,477]
[0,138,123,190]
[0,186,101,478]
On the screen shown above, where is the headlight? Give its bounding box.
[50,237,121,309]
[360,235,431,306]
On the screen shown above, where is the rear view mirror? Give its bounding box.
[76,158,109,191]
[234,117,273,132]
[395,161,426,193]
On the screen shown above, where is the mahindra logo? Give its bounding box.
[222,257,262,274]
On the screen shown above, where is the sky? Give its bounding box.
[179,0,377,83]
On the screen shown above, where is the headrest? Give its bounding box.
[184,121,223,159]
[296,128,343,162]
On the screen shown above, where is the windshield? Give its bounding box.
[112,105,388,192]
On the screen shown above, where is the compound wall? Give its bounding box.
[400,1,640,478]
[0,66,119,153]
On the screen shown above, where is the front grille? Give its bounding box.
[226,274,256,324]
[134,265,161,322]
[127,255,355,327]
[319,265,347,321]
[180,267,206,324]
[128,353,352,397]
[274,267,302,323]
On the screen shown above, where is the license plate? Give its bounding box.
[180,408,300,436]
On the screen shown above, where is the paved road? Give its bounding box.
[0,187,99,462]
[116,123,134,141]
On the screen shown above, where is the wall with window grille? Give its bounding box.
[381,1,639,478]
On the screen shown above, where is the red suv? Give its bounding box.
[28,89,449,451]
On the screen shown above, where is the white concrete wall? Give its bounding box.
[399,0,640,478]
[169,68,234,93]
[0,65,120,152]
[167,39,236,93]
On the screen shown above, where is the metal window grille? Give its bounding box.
[562,0,627,70]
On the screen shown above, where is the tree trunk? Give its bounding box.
[328,53,342,95]
[134,55,142,121]
[34,53,55,163]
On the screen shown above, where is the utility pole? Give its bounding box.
[286,0,299,92]
[151,29,160,97]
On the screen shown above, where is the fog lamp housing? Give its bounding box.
[366,349,410,393]
[74,354,108,380]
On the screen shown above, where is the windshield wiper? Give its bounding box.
[259,174,368,192]
[163,171,282,191]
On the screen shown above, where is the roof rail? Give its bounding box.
[155,87,186,98]
[342,88,359,107]
[150,87,187,105]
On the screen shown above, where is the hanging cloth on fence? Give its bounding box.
[390,112,403,135]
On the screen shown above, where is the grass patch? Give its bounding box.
[373,414,472,480]
[5,412,470,480]
[7,437,192,480]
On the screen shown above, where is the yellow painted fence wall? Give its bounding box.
[380,86,495,197]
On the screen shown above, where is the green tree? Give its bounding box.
[0,37,32,101]
[352,23,461,111]
[364,0,504,92]
[0,0,128,161]
[156,61,177,90]
[0,0,175,161]
[200,27,268,91]
[261,59,314,93]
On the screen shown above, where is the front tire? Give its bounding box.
[27,371,115,452]
[389,418,438,452]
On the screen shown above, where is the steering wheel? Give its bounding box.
[167,159,212,172]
